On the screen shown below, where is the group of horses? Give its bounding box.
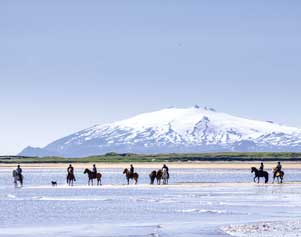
[13,166,286,187]
[251,167,285,184]
[65,168,169,186]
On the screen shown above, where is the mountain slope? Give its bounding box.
[19,106,301,157]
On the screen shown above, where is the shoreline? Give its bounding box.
[1,161,301,169]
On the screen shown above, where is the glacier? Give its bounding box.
[19,106,301,157]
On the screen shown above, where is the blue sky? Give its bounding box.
[1,1,301,155]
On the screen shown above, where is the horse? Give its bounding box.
[149,169,163,185]
[66,172,76,186]
[251,167,269,184]
[162,169,169,185]
[123,168,139,185]
[272,168,284,184]
[83,168,102,186]
[12,170,23,187]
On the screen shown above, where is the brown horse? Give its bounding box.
[149,169,163,185]
[272,168,284,184]
[123,168,139,185]
[66,172,76,186]
[84,169,102,186]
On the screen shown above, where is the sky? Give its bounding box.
[0,0,301,155]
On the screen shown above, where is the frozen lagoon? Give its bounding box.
[1,168,301,236]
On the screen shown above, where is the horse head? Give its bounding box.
[251,167,257,173]
[123,168,128,174]
[157,169,163,176]
[150,170,156,176]
[83,168,89,174]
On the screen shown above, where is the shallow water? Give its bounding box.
[1,168,301,236]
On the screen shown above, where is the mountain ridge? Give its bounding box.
[19,106,301,157]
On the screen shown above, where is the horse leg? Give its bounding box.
[127,178,129,185]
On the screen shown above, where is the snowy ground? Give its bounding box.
[1,168,301,236]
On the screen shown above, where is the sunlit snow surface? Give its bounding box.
[20,107,301,157]
[1,168,301,236]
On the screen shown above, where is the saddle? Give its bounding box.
[274,171,281,177]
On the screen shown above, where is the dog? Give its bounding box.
[51,181,57,187]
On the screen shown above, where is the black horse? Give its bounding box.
[66,172,76,186]
[251,167,269,184]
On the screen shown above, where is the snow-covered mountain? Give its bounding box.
[19,106,301,157]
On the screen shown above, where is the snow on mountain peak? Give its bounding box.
[19,106,301,157]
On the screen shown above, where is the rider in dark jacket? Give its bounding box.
[162,164,169,172]
[130,164,134,175]
[67,164,74,174]
[16,164,23,183]
[276,162,282,173]
[92,164,97,177]
[67,164,75,181]
[162,164,169,179]
[259,162,264,172]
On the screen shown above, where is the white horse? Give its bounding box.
[162,168,169,185]
[12,170,23,187]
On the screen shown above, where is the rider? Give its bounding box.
[92,164,97,177]
[130,164,134,175]
[162,164,169,179]
[259,162,264,172]
[16,164,23,184]
[67,164,76,181]
[275,162,282,174]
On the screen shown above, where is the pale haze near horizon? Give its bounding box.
[0,1,301,155]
